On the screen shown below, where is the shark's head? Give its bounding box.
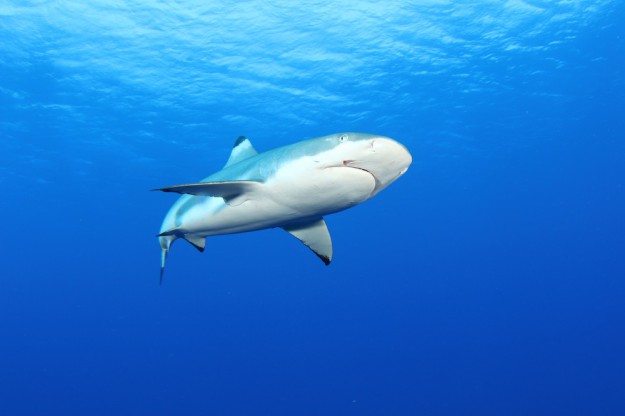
[317,132,412,197]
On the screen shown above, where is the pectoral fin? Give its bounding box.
[283,218,333,265]
[153,180,262,205]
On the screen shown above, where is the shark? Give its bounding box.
[156,132,412,280]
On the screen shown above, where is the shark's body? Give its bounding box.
[157,132,412,279]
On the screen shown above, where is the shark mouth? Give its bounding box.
[342,160,383,193]
[342,159,370,173]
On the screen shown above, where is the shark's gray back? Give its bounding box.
[204,136,337,183]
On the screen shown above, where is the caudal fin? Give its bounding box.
[160,248,168,285]
[159,235,175,284]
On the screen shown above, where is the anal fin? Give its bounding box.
[184,235,206,252]
[283,218,333,265]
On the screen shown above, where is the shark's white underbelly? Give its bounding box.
[179,166,376,237]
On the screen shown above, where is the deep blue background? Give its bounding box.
[1,1,624,415]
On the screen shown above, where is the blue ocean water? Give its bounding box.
[1,1,624,415]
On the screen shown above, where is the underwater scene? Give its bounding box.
[1,1,624,415]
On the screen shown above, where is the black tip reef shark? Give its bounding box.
[155,132,412,280]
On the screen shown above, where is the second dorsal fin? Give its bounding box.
[224,136,258,168]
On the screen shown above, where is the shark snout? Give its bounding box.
[358,137,412,196]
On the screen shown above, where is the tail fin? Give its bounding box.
[159,235,175,284]
[160,248,167,285]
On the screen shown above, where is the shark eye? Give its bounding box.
[338,134,348,142]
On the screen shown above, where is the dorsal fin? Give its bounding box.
[224,136,258,168]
